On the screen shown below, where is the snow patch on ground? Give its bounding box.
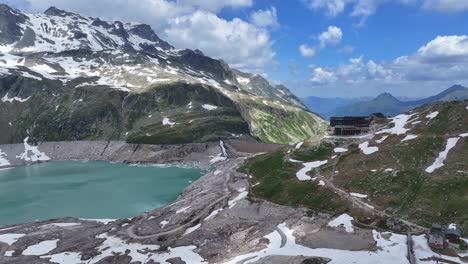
[327,214,354,233]
[377,113,415,135]
[16,137,50,162]
[350,192,368,198]
[225,223,408,264]
[295,141,304,149]
[237,77,251,85]
[334,147,348,153]
[162,117,176,127]
[204,208,224,221]
[296,160,328,181]
[426,111,439,120]
[425,137,460,173]
[160,220,169,229]
[65,233,207,264]
[209,154,227,163]
[23,239,59,256]
[41,252,82,263]
[376,135,388,144]
[176,206,191,214]
[0,233,26,245]
[183,224,201,236]
[359,141,379,155]
[202,104,218,111]
[1,93,31,103]
[228,188,249,209]
[401,134,418,142]
[0,149,11,167]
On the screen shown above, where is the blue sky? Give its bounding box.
[3,0,468,98]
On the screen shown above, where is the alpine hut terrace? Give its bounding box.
[329,113,385,136]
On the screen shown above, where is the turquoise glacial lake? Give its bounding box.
[0,161,205,224]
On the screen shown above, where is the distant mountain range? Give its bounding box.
[302,85,468,119]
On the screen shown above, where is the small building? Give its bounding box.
[428,224,445,248]
[329,116,371,136]
[445,224,462,244]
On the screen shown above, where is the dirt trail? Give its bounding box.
[127,142,237,240]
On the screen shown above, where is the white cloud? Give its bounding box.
[165,10,275,71]
[416,35,468,62]
[20,0,274,72]
[299,44,316,57]
[338,45,355,56]
[250,7,279,29]
[305,0,347,17]
[305,35,468,97]
[350,0,379,17]
[305,0,468,24]
[318,26,343,48]
[177,0,253,12]
[422,0,468,12]
[310,66,337,83]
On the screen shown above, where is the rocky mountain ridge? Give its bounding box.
[0,4,325,145]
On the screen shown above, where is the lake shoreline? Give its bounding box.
[0,140,227,171]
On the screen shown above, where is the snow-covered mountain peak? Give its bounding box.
[0,5,173,54]
[0,4,309,112]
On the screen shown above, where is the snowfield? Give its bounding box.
[359,141,379,155]
[375,135,388,144]
[401,134,418,142]
[425,111,439,120]
[162,117,176,127]
[16,137,50,162]
[350,193,368,199]
[296,160,328,181]
[425,137,460,173]
[176,206,191,214]
[0,149,11,167]
[377,113,415,135]
[228,188,249,209]
[327,214,355,233]
[295,141,304,149]
[183,224,201,236]
[23,239,59,256]
[40,233,207,264]
[0,233,26,246]
[201,104,218,111]
[1,93,31,103]
[224,222,409,264]
[333,147,348,153]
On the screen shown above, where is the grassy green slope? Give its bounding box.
[240,147,350,213]
[0,76,249,144]
[241,101,468,231]
[330,102,468,230]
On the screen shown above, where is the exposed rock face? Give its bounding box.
[0,4,325,145]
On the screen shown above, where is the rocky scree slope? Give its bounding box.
[0,4,325,145]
